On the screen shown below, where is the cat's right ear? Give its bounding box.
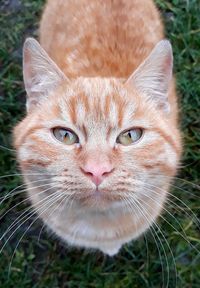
[23,38,69,112]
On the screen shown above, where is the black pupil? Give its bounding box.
[63,131,71,139]
[64,131,69,138]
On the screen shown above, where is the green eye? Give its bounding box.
[117,128,143,146]
[53,128,79,145]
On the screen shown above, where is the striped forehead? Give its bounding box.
[58,78,137,130]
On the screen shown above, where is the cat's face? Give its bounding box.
[13,39,181,254]
[15,77,178,210]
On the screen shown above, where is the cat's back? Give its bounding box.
[40,0,164,78]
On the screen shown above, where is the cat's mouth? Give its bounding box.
[73,187,123,209]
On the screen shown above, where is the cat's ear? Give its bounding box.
[23,38,69,112]
[125,40,173,113]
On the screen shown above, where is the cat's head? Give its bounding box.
[14,38,181,220]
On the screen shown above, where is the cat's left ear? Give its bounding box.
[23,38,69,112]
[125,40,173,113]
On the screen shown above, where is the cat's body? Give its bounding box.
[40,0,179,121]
[14,0,181,255]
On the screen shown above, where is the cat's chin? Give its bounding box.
[33,184,167,255]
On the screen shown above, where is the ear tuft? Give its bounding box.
[125,40,173,113]
[23,38,69,112]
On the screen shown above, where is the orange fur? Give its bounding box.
[13,0,182,255]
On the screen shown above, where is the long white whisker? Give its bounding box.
[0,173,55,180]
[121,194,167,287]
[120,193,150,264]
[0,190,64,256]
[0,178,54,204]
[8,192,66,275]
[150,173,200,190]
[139,187,200,255]
[0,144,16,152]
[0,183,61,244]
[128,195,178,287]
[37,187,74,242]
[143,182,200,228]
[0,182,59,222]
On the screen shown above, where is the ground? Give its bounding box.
[0,0,200,287]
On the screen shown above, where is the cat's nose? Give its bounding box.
[81,161,114,186]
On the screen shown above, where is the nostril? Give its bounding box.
[85,171,93,177]
[80,168,93,177]
[102,171,108,177]
[102,168,114,177]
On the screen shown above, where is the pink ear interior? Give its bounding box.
[125,40,173,112]
[23,38,69,112]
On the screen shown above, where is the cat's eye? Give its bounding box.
[117,128,143,146]
[52,128,79,145]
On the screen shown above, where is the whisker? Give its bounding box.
[0,190,64,261]
[127,177,200,229]
[143,182,200,228]
[0,178,54,204]
[37,188,74,242]
[127,181,200,257]
[8,192,66,275]
[135,192,200,265]
[124,195,170,287]
[140,188,199,252]
[0,173,55,180]
[133,196,177,288]
[150,173,200,190]
[0,182,57,222]
[1,183,76,251]
[121,197,156,278]
[0,183,61,245]
[0,145,16,152]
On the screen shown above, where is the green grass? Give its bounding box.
[0,0,199,287]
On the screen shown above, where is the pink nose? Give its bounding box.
[81,161,113,186]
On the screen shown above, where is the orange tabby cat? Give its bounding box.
[14,0,182,255]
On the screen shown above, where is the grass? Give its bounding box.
[0,0,199,287]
